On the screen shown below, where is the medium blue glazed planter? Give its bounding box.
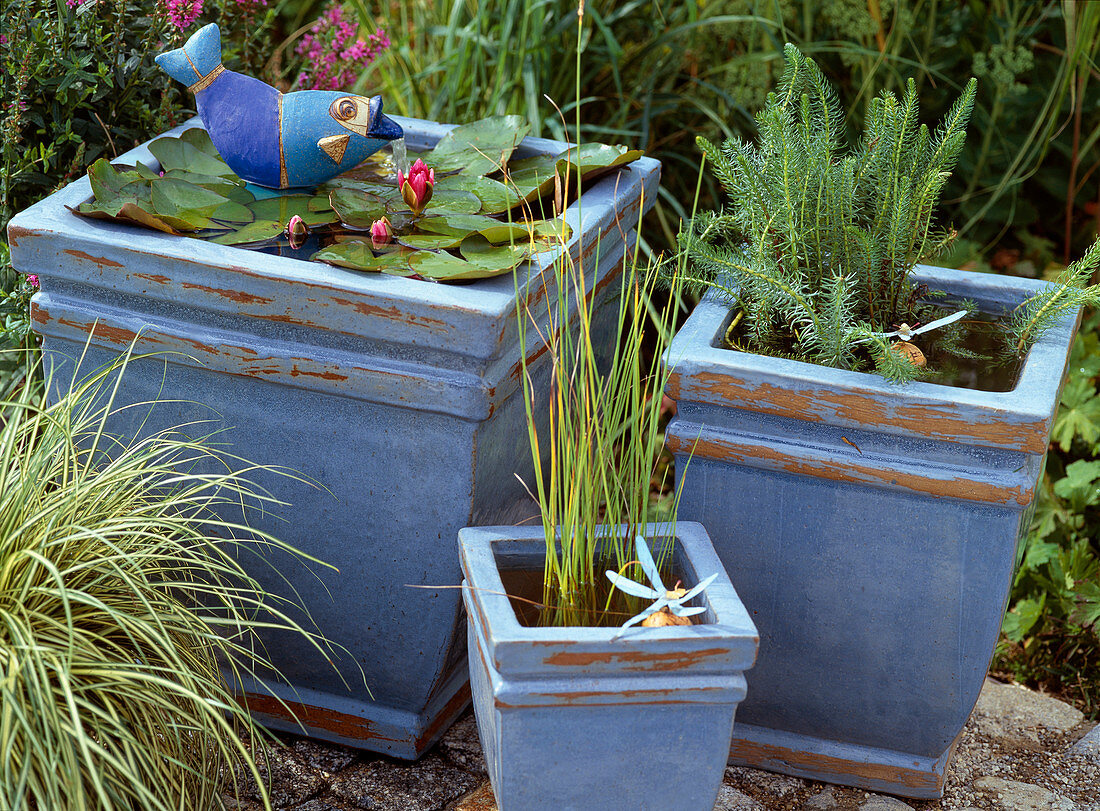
[7,116,659,759]
[458,522,759,811]
[663,265,1079,798]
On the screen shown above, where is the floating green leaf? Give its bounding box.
[312,242,412,273]
[329,188,388,227]
[248,195,337,227]
[406,251,490,281]
[179,127,222,157]
[149,136,234,177]
[428,115,531,176]
[460,235,531,271]
[397,234,465,250]
[417,214,503,238]
[209,219,285,245]
[557,143,644,177]
[435,174,521,214]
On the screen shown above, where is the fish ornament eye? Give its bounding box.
[329,95,375,136]
[335,98,357,121]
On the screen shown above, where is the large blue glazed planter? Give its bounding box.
[458,522,759,811]
[663,265,1079,798]
[7,115,659,759]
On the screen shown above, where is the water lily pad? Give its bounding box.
[312,242,412,273]
[558,143,644,176]
[406,251,492,281]
[428,115,531,176]
[309,195,336,212]
[329,188,388,227]
[88,159,145,201]
[248,195,337,226]
[478,221,536,243]
[209,219,285,245]
[179,127,222,157]
[415,188,483,215]
[459,235,531,271]
[151,178,231,216]
[149,136,234,177]
[417,214,503,238]
[162,168,243,195]
[398,234,465,250]
[435,174,521,214]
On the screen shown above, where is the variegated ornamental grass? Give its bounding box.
[0,348,336,810]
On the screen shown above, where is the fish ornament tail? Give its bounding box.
[154,23,224,93]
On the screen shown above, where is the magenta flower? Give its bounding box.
[370,216,393,248]
[165,0,204,30]
[294,4,390,91]
[286,214,309,248]
[398,159,435,215]
[27,274,39,288]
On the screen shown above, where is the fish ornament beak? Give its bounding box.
[329,95,403,141]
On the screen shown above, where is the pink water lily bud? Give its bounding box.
[398,158,435,215]
[371,216,393,248]
[286,214,309,248]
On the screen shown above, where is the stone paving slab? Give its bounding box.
[229,679,1099,811]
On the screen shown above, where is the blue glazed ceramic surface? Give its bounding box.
[7,115,660,758]
[663,266,1079,798]
[459,523,758,811]
[156,24,402,188]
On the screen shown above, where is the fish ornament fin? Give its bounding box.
[155,23,223,91]
[318,133,351,163]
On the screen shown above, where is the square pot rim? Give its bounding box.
[7,113,660,322]
[458,521,758,646]
[665,263,1080,428]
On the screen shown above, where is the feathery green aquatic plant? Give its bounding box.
[0,347,335,810]
[679,43,1100,384]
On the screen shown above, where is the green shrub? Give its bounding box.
[998,308,1100,717]
[0,348,336,809]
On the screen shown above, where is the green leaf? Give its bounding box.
[459,235,530,272]
[1070,580,1100,630]
[562,143,644,175]
[179,127,222,157]
[407,251,495,281]
[417,188,483,215]
[161,168,243,195]
[148,136,234,177]
[88,159,144,201]
[1002,595,1046,642]
[248,195,337,226]
[209,220,285,245]
[1052,460,1100,511]
[428,115,531,176]
[417,214,503,238]
[397,234,465,250]
[151,178,231,215]
[434,174,521,214]
[1051,376,1100,452]
[329,188,388,227]
[312,242,412,273]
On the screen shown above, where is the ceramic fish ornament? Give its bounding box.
[156,23,402,189]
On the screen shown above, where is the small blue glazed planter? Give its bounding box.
[7,115,659,759]
[459,522,759,811]
[663,265,1080,798]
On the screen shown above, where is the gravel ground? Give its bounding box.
[224,678,1099,811]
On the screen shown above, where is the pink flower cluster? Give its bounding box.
[165,0,204,30]
[295,3,389,91]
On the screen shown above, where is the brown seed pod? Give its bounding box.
[890,340,926,368]
[640,608,693,627]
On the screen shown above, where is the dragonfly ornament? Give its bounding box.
[605,535,718,638]
[871,309,969,368]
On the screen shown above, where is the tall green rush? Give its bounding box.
[0,346,338,811]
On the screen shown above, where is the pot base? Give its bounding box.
[728,715,960,799]
[233,668,471,759]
